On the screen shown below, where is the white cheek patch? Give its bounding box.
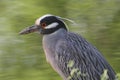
[45,22,59,29]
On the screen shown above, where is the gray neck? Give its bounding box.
[42,28,67,62]
[42,28,67,77]
[43,28,67,42]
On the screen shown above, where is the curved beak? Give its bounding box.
[19,25,40,35]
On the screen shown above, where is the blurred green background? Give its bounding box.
[0,0,120,80]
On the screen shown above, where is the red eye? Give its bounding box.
[41,22,46,28]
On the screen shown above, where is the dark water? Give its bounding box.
[0,0,120,80]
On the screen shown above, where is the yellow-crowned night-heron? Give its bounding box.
[19,14,116,80]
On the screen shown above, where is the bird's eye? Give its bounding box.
[41,22,47,28]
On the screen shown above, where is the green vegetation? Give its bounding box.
[101,70,109,80]
[0,0,120,80]
[67,60,87,80]
[67,60,120,80]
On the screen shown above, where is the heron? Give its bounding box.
[19,14,116,80]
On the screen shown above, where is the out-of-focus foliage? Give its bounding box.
[0,0,120,80]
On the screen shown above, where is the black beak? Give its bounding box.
[19,25,40,35]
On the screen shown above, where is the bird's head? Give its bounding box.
[19,14,68,35]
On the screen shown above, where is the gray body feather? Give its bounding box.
[43,29,116,80]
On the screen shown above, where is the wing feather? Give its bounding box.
[55,32,115,80]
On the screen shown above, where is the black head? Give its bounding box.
[19,14,67,35]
